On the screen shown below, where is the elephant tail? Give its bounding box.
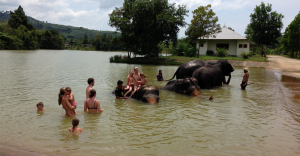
[166,70,177,81]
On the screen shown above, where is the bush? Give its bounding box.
[109,55,127,62]
[248,51,255,56]
[206,50,214,56]
[240,52,250,59]
[216,48,228,57]
[170,40,196,57]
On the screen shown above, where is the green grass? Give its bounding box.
[110,54,268,65]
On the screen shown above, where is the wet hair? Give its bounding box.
[89,89,96,98]
[36,102,43,107]
[58,87,65,106]
[140,72,146,78]
[66,87,72,93]
[72,118,79,132]
[87,78,94,84]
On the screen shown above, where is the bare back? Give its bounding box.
[242,72,249,83]
[86,86,93,99]
[84,98,103,113]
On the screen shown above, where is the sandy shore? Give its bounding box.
[227,55,300,78]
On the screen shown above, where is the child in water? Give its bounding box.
[124,71,134,97]
[36,102,44,111]
[69,118,83,134]
[66,87,76,109]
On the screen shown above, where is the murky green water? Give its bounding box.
[0,50,299,156]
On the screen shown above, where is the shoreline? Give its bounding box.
[0,144,47,156]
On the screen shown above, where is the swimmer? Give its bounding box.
[86,78,95,99]
[66,87,76,109]
[209,95,214,100]
[69,118,83,134]
[36,102,44,111]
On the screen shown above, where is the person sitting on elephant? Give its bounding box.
[157,70,164,81]
[130,73,147,98]
[241,68,249,90]
[115,80,127,99]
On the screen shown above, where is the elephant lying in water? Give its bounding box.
[132,85,159,103]
[167,60,217,80]
[162,77,201,96]
[192,60,234,89]
[113,85,159,104]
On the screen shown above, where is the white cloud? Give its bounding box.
[169,0,250,10]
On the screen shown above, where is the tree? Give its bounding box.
[82,33,88,44]
[185,4,221,57]
[244,2,284,57]
[281,12,300,58]
[8,5,34,30]
[109,0,188,57]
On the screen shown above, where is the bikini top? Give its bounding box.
[88,100,97,109]
[135,74,141,81]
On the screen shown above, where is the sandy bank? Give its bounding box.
[0,144,47,156]
[227,55,300,78]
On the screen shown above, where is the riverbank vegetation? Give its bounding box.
[110,54,267,65]
[0,6,64,50]
[0,10,119,40]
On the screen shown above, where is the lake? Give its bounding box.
[0,50,299,156]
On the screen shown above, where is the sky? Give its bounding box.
[0,0,299,38]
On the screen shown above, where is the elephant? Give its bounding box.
[167,60,217,80]
[112,85,159,103]
[132,85,159,103]
[192,60,234,89]
[162,77,201,96]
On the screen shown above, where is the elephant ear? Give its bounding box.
[174,80,183,93]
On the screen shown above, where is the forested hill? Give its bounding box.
[0,11,120,39]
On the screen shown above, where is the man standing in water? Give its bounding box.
[241,68,249,90]
[86,78,95,99]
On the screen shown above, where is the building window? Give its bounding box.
[243,44,247,48]
[216,44,229,50]
[239,44,243,48]
[200,44,204,47]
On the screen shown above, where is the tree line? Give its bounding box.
[0,6,64,50]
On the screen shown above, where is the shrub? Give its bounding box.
[109,55,127,62]
[216,48,228,57]
[248,51,255,56]
[240,52,250,59]
[206,50,214,56]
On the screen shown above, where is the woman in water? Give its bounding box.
[69,118,83,134]
[58,87,76,117]
[84,89,104,113]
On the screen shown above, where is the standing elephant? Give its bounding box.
[162,77,201,96]
[192,60,234,89]
[167,60,217,80]
[131,85,159,104]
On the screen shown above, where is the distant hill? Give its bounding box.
[0,11,120,39]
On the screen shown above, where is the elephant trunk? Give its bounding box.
[142,94,159,104]
[226,74,231,84]
[190,89,201,96]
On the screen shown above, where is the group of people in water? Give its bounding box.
[35,66,249,134]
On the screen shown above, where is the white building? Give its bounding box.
[196,27,250,56]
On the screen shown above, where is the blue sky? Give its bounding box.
[0,0,299,38]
